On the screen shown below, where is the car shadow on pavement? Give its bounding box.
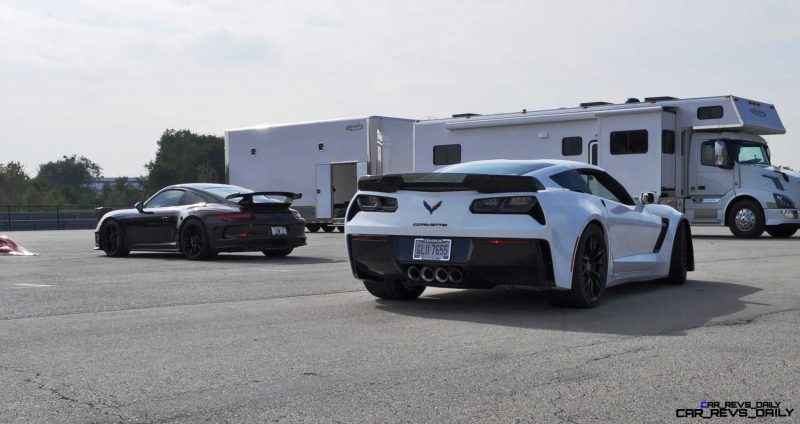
[115,253,344,265]
[375,279,762,337]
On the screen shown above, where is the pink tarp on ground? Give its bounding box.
[0,235,38,256]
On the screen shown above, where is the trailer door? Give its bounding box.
[315,164,332,219]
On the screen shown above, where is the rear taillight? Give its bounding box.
[470,196,545,225]
[217,211,253,221]
[471,196,536,214]
[356,195,398,212]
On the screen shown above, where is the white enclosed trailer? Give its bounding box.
[225,116,414,231]
[413,95,795,238]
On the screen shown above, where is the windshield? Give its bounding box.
[728,140,771,165]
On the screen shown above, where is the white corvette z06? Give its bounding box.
[345,160,694,308]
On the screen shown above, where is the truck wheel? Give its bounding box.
[306,224,320,233]
[548,224,607,308]
[727,199,765,238]
[765,224,799,238]
[363,280,425,300]
[322,225,335,233]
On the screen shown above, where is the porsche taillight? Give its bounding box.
[217,211,253,221]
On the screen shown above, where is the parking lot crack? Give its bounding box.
[14,369,126,423]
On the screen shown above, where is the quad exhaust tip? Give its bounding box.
[448,267,463,283]
[434,267,449,283]
[420,267,435,283]
[406,266,421,282]
[406,265,464,284]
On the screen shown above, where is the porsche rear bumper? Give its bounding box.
[347,235,555,289]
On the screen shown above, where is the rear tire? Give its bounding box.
[363,280,425,300]
[262,247,293,257]
[666,221,689,285]
[322,225,335,233]
[307,225,321,233]
[180,220,213,260]
[765,224,799,238]
[549,224,607,308]
[101,220,129,257]
[727,199,765,238]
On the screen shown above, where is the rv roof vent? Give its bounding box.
[644,96,679,103]
[579,101,613,108]
[625,98,640,104]
[452,113,481,118]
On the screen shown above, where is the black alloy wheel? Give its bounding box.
[101,220,129,257]
[550,224,607,308]
[180,220,213,260]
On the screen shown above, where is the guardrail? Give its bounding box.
[0,206,125,231]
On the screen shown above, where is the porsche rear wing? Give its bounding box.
[358,173,544,193]
[225,191,302,205]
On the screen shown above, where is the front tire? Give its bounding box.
[363,280,425,300]
[549,224,608,308]
[727,199,765,238]
[101,220,129,257]
[262,247,293,257]
[765,224,799,238]
[180,220,213,260]
[666,221,689,285]
[307,224,321,233]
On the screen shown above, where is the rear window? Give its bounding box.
[437,161,555,175]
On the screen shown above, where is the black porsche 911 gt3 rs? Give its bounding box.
[94,183,306,260]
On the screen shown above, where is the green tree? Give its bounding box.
[98,177,146,207]
[144,129,224,192]
[0,161,31,205]
[32,155,102,205]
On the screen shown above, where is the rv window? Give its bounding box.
[610,130,648,155]
[562,137,583,156]
[697,106,724,120]
[433,144,461,165]
[662,130,675,154]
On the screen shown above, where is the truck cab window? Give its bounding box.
[731,142,770,165]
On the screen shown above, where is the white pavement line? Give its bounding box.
[13,283,53,288]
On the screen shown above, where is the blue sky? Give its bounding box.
[2,0,799,176]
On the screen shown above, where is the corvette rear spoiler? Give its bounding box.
[358,173,544,193]
[225,191,302,204]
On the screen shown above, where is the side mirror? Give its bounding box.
[135,201,149,214]
[639,192,656,205]
[714,140,733,169]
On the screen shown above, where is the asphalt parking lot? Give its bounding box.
[1,228,799,423]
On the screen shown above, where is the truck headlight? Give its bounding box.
[773,193,796,209]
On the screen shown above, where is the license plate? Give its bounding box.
[271,226,287,236]
[412,238,452,261]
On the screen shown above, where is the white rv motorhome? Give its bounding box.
[225,116,414,232]
[413,95,795,238]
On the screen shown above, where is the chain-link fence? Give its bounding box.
[0,206,123,231]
